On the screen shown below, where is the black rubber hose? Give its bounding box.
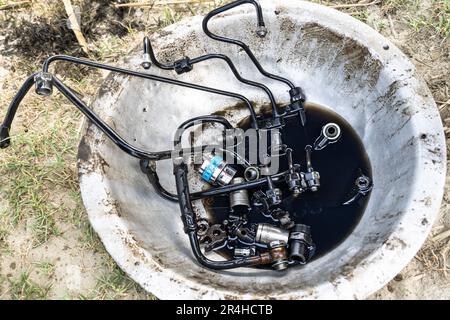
[176,115,234,133]
[1,76,231,161]
[0,73,37,148]
[190,173,285,199]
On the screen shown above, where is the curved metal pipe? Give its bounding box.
[174,115,234,148]
[1,54,263,152]
[42,55,259,129]
[202,0,295,90]
[174,161,272,269]
[143,36,280,118]
[53,77,171,160]
[0,73,37,148]
[143,36,174,70]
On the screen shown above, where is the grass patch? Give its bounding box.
[94,265,138,300]
[81,219,104,251]
[406,0,450,39]
[0,95,81,246]
[35,261,55,278]
[31,206,61,247]
[434,0,450,38]
[353,9,370,23]
[408,15,429,32]
[155,6,184,28]
[0,225,8,244]
[381,0,419,14]
[93,34,129,61]
[8,271,51,300]
[92,261,156,300]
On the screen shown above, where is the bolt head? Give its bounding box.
[256,26,267,38]
[141,61,151,69]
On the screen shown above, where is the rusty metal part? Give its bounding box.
[199,224,227,252]
[268,241,289,271]
[246,241,289,271]
[196,219,210,237]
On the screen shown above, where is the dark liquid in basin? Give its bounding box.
[203,103,372,262]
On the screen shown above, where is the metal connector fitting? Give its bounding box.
[304,171,320,192]
[342,174,373,206]
[174,57,193,74]
[198,154,237,186]
[0,124,10,149]
[141,53,152,69]
[304,145,320,191]
[34,72,53,96]
[289,224,314,263]
[255,223,289,245]
[244,166,260,181]
[268,241,289,271]
[356,175,372,193]
[229,177,250,210]
[256,25,267,38]
[265,176,282,205]
[289,87,306,103]
[234,246,256,258]
[314,123,341,151]
[285,172,307,196]
[266,187,282,205]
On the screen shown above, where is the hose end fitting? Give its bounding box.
[142,37,152,69]
[256,25,267,38]
[289,224,314,264]
[0,124,10,149]
[268,241,289,271]
[34,72,53,96]
[142,54,152,70]
[314,123,341,151]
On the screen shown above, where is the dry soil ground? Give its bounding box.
[0,0,449,299]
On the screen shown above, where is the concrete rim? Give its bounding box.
[77,0,446,299]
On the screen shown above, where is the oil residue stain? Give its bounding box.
[282,103,372,258]
[204,102,372,261]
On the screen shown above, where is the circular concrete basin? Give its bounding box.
[77,0,446,299]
